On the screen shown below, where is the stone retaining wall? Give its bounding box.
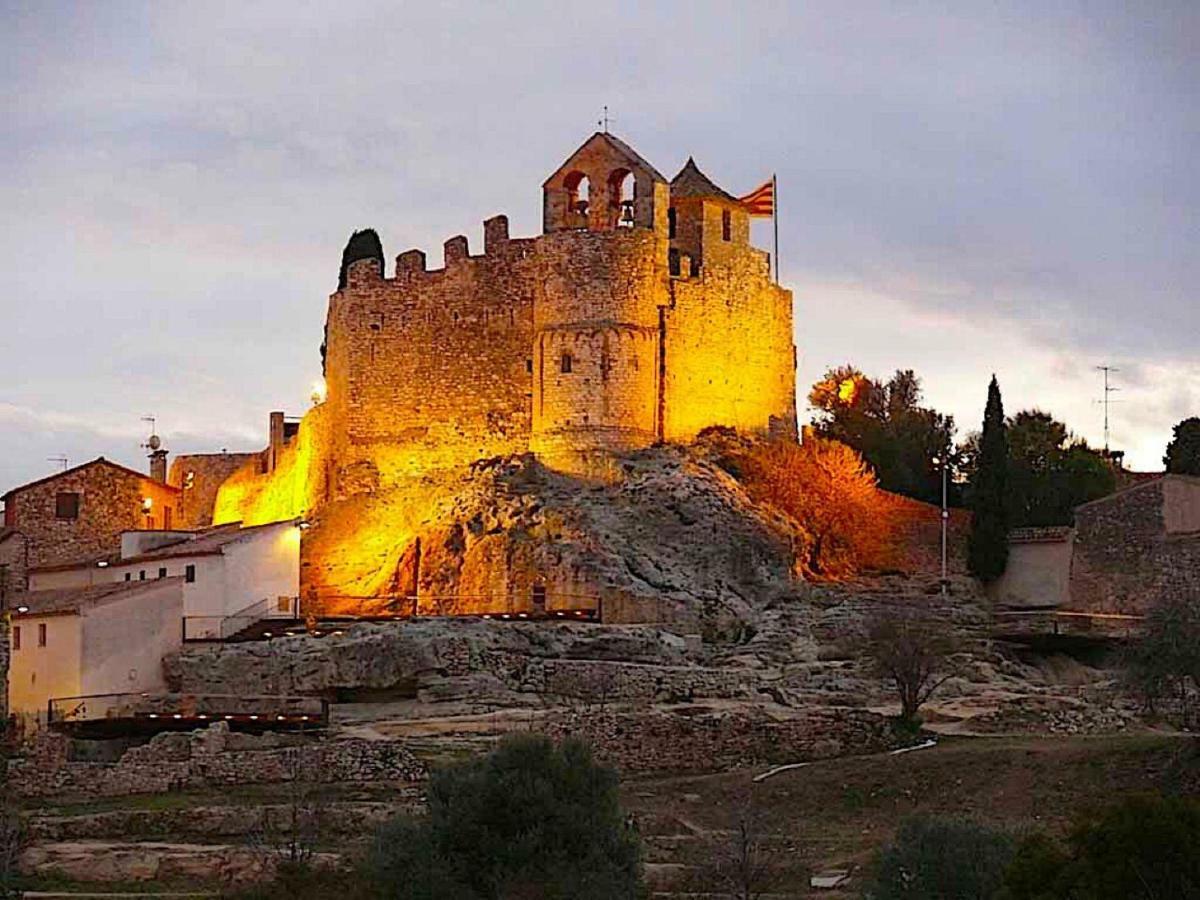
[11,721,424,799]
[545,706,897,772]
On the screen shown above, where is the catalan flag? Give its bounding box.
[740,177,775,217]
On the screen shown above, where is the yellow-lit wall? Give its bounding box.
[10,615,81,719]
[663,247,797,442]
[212,405,330,527]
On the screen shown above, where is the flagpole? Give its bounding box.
[772,173,779,284]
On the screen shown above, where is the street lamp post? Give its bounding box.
[931,452,969,596]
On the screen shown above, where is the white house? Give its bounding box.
[25,519,302,637]
[10,520,303,726]
[9,578,183,724]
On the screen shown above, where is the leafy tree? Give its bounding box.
[968,376,1009,581]
[1164,416,1200,476]
[1001,795,1200,900]
[866,605,960,722]
[808,367,955,504]
[1124,592,1200,729]
[1006,411,1115,527]
[363,734,643,900]
[864,816,1014,900]
[737,437,910,579]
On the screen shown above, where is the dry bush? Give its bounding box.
[739,437,911,580]
[866,606,960,722]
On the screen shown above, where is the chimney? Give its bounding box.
[149,449,168,483]
[268,411,286,472]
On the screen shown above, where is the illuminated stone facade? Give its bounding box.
[0,459,182,584]
[200,133,798,613]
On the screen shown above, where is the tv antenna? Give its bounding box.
[140,415,161,452]
[47,455,68,472]
[1095,365,1120,453]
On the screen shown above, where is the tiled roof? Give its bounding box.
[669,157,739,203]
[1,457,180,501]
[1009,526,1073,544]
[27,519,298,573]
[14,577,183,617]
[543,132,667,186]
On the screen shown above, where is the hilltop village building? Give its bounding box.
[179,132,798,614]
[994,474,1200,616]
[9,521,301,726]
[200,133,796,526]
[0,457,182,594]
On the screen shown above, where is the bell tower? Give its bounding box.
[542,132,670,234]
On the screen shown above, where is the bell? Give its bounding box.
[620,200,634,225]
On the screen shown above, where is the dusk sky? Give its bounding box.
[2,1,1196,490]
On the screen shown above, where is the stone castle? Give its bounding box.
[199,132,797,528]
[0,131,789,618]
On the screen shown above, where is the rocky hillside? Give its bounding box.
[302,442,801,629]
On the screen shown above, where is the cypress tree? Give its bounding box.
[969,375,1010,581]
[325,229,386,373]
[337,228,384,290]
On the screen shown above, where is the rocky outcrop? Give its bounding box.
[165,618,702,699]
[303,446,801,627]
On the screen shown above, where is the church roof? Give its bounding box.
[669,158,739,203]
[542,132,667,186]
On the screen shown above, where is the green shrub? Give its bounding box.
[364,733,644,899]
[863,816,1014,899]
[1001,794,1200,900]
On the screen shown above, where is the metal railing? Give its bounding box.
[48,691,328,727]
[183,595,300,641]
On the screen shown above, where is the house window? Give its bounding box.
[55,492,80,520]
[668,248,681,277]
[163,507,172,530]
[721,209,732,242]
[139,570,146,581]
[668,207,676,239]
[124,572,131,582]
[525,358,533,374]
[532,584,547,611]
[37,623,46,647]
[185,564,196,584]
[158,567,167,579]
[560,353,573,374]
[12,627,19,651]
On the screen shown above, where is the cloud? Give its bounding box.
[1,0,1196,488]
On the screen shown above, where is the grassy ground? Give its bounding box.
[18,732,1197,896]
[620,732,1197,896]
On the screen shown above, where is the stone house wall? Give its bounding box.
[2,461,182,577]
[1070,477,1200,614]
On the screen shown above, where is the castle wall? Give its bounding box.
[323,229,535,491]
[663,248,797,443]
[211,405,331,527]
[530,229,668,468]
[168,453,261,529]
